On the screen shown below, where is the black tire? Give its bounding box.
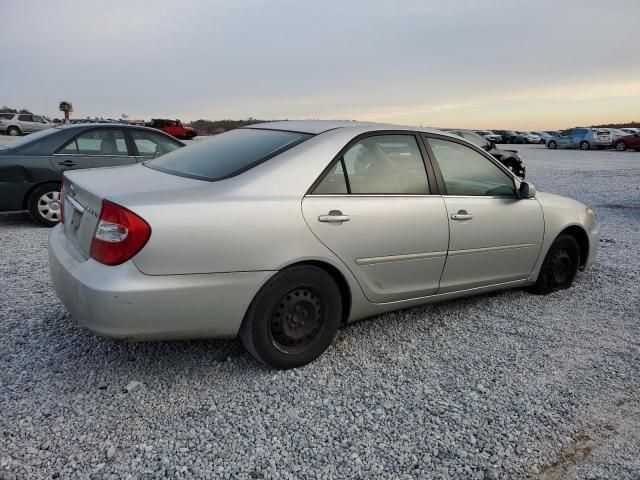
[531,234,580,295]
[7,126,21,136]
[27,183,62,227]
[580,141,590,150]
[615,141,626,151]
[239,265,342,369]
[547,140,557,149]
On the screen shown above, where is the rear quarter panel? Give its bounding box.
[0,155,60,211]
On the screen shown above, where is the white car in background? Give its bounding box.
[0,113,53,136]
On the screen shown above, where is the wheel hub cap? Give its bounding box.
[37,191,61,222]
[550,250,572,284]
[271,288,322,349]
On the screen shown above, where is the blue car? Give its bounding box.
[546,128,612,150]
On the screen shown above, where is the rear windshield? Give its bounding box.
[145,128,312,181]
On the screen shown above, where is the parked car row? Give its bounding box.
[546,128,640,151]
[1,115,199,141]
[473,127,640,151]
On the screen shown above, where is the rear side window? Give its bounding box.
[0,113,14,120]
[313,135,429,195]
[131,130,182,157]
[146,128,311,181]
[58,129,128,155]
[18,114,33,122]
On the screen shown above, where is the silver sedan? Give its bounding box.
[48,121,599,368]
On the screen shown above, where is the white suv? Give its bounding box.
[0,113,52,136]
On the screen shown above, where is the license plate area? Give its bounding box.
[64,194,85,235]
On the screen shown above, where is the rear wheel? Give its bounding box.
[615,141,627,151]
[27,183,62,227]
[239,265,342,369]
[580,141,590,150]
[7,126,20,136]
[530,234,580,295]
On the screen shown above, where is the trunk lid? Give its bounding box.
[62,163,207,258]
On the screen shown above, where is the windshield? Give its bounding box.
[146,128,312,181]
[0,127,60,151]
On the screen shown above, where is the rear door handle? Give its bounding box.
[451,210,473,221]
[58,160,77,167]
[318,210,350,223]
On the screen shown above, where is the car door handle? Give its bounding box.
[318,210,350,223]
[451,210,473,221]
[58,160,77,167]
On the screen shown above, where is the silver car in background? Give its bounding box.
[547,127,612,150]
[475,130,502,143]
[516,131,541,144]
[0,113,53,136]
[48,121,598,368]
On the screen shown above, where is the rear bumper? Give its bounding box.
[48,225,274,340]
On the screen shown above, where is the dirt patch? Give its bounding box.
[537,400,640,479]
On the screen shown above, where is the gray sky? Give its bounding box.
[2,0,639,129]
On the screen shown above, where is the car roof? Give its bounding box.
[244,120,447,136]
[52,123,173,135]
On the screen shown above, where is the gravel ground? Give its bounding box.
[1,144,639,479]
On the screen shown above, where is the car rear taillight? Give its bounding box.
[90,200,151,266]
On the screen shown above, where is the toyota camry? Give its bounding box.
[48,121,598,369]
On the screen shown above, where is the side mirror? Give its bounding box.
[488,141,496,150]
[519,181,536,199]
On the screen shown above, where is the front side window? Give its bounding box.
[313,134,429,195]
[147,128,311,181]
[428,138,515,197]
[132,130,182,158]
[460,131,489,148]
[58,129,128,155]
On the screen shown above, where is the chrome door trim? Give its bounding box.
[442,195,518,199]
[448,243,540,257]
[371,278,529,306]
[52,153,133,158]
[305,194,443,198]
[355,251,448,266]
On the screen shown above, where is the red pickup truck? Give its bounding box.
[148,119,198,140]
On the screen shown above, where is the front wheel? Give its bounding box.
[615,141,627,151]
[548,140,557,149]
[530,234,580,295]
[27,183,62,227]
[580,141,590,150]
[239,265,342,369]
